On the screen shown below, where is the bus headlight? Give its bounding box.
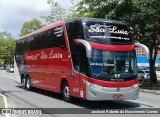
[132,84,139,90]
[83,79,103,90]
[89,90,98,97]
[91,84,103,90]
[83,80,92,86]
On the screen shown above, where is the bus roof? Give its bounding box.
[18,18,125,40]
[18,20,65,40]
[65,17,123,24]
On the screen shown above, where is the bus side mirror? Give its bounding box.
[73,39,91,58]
[135,43,150,60]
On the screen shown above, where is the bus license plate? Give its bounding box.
[113,94,123,99]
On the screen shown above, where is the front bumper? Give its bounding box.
[85,81,139,101]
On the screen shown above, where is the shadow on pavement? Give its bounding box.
[15,86,140,109]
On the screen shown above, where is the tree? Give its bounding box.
[20,19,44,36]
[70,0,118,18]
[0,32,15,68]
[42,0,66,24]
[133,0,160,85]
[71,0,160,85]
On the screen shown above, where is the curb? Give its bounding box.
[139,88,160,95]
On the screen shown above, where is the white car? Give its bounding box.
[138,70,150,82]
[156,69,160,79]
[6,65,14,73]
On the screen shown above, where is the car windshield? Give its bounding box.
[89,49,137,81]
[8,65,14,68]
[144,71,150,73]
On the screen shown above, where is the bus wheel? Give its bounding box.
[63,82,71,102]
[22,78,26,89]
[26,76,32,90]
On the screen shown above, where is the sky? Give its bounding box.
[0,0,72,38]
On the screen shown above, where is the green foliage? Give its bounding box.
[0,32,15,66]
[70,0,118,18]
[20,19,44,36]
[134,0,160,48]
[134,0,160,84]
[42,0,67,24]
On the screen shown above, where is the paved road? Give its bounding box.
[0,70,160,117]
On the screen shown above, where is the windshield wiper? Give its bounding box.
[91,73,115,80]
[120,73,133,78]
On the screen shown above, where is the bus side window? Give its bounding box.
[66,22,74,45]
[66,21,84,44]
[52,26,66,50]
[72,52,80,72]
[74,22,83,39]
[79,47,88,75]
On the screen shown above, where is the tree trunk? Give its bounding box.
[3,61,6,70]
[149,60,157,85]
[149,48,157,85]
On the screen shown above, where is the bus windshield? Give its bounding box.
[84,21,133,44]
[90,49,137,81]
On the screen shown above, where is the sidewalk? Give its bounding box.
[139,80,160,95]
[140,88,160,95]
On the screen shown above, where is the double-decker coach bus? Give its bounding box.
[14,18,149,102]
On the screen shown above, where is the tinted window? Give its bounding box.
[144,71,150,73]
[138,71,143,73]
[16,38,29,53]
[15,25,66,53]
[66,21,89,75]
[74,22,84,39]
[66,21,84,45]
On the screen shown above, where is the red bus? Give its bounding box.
[14,18,149,102]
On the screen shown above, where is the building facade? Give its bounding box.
[136,47,160,66]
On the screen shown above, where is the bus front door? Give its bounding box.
[72,52,81,97]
